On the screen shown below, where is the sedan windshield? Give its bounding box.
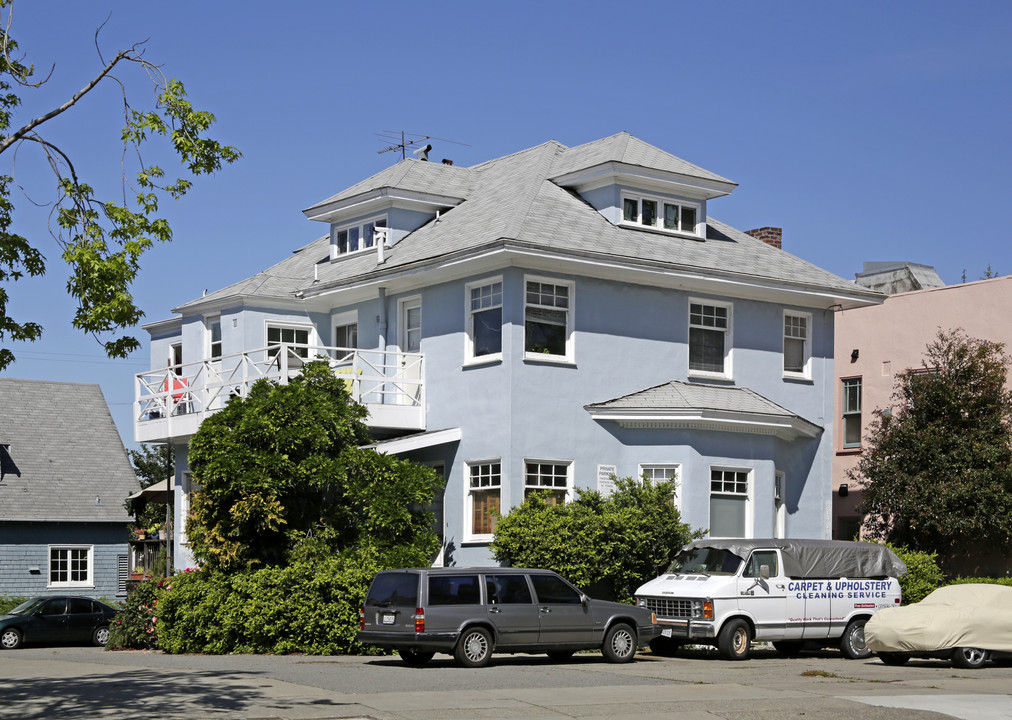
[7,598,45,615]
[666,547,743,576]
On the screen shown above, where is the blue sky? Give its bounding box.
[4,0,1011,449]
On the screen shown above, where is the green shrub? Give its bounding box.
[106,579,160,650]
[154,545,416,654]
[491,476,702,602]
[0,596,28,615]
[947,576,1012,588]
[888,544,945,604]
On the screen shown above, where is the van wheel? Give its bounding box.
[454,627,493,668]
[602,623,636,663]
[773,641,803,657]
[717,619,751,661]
[878,652,910,666]
[399,649,435,667]
[951,647,989,669]
[840,618,872,659]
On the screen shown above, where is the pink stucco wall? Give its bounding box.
[832,275,1012,540]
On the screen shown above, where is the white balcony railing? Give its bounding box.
[134,345,424,443]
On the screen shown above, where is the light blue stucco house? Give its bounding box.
[1,379,140,597]
[135,133,883,570]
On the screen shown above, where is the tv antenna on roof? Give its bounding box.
[376,131,470,161]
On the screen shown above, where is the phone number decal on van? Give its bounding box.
[787,579,894,600]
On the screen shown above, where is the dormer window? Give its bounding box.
[622,193,699,236]
[332,217,387,259]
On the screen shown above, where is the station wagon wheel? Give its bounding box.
[840,618,873,659]
[951,647,989,669]
[602,623,636,663]
[1,628,21,650]
[717,619,751,661]
[454,627,493,668]
[92,626,110,647]
[399,649,435,667]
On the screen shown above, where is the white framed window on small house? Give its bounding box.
[524,277,574,362]
[621,192,700,236]
[266,323,312,362]
[466,460,501,541]
[524,459,572,505]
[709,468,752,538]
[332,310,358,350]
[169,342,183,375]
[639,464,681,511]
[465,277,503,362]
[331,216,387,259]
[783,311,811,379]
[48,545,93,588]
[689,300,732,379]
[206,315,222,362]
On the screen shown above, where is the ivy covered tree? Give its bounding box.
[127,443,173,532]
[853,329,1012,558]
[490,476,701,602]
[0,0,240,369]
[186,361,443,573]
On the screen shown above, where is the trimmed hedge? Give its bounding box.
[888,544,944,605]
[0,596,28,615]
[948,576,1012,588]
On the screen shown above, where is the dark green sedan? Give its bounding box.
[0,596,117,649]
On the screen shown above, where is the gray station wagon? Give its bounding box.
[358,567,658,667]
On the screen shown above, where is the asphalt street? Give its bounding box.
[0,645,1010,720]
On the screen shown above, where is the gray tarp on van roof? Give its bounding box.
[685,539,907,579]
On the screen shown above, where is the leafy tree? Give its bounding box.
[127,443,173,531]
[186,361,443,573]
[490,476,702,602]
[853,329,1012,558]
[0,1,240,369]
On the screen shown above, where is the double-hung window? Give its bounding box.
[332,217,387,258]
[207,316,222,361]
[622,193,699,235]
[524,460,571,505]
[710,468,750,538]
[466,278,503,361]
[689,300,731,378]
[842,377,862,448]
[49,545,92,588]
[639,464,681,509]
[267,324,311,361]
[467,461,501,540]
[524,278,573,361]
[783,311,811,378]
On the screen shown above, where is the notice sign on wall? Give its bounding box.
[597,465,618,496]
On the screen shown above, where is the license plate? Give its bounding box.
[381,613,396,625]
[661,628,672,638]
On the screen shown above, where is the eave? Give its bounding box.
[302,187,465,224]
[585,407,822,441]
[551,161,738,200]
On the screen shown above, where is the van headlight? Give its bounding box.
[636,598,646,608]
[691,600,714,620]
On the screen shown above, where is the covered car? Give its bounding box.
[865,583,1012,668]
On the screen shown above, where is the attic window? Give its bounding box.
[622,193,698,236]
[332,217,387,259]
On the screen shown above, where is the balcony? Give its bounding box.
[134,345,424,444]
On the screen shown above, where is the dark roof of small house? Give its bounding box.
[0,379,139,522]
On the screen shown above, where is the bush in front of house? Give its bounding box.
[106,578,160,650]
[153,544,421,655]
[888,544,945,604]
[947,576,1012,588]
[0,596,28,615]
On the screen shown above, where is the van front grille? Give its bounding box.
[643,597,693,619]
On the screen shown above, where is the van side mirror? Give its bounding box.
[760,565,770,580]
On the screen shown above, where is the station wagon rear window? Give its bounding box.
[365,573,418,607]
[428,575,481,605]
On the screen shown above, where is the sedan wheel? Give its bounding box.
[951,647,989,669]
[93,626,111,647]
[1,628,22,650]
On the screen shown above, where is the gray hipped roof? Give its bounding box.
[174,134,881,313]
[0,379,139,522]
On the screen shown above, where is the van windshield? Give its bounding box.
[666,547,743,576]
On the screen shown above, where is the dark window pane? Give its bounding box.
[641,200,657,226]
[525,308,566,355]
[487,575,533,605]
[681,206,696,232]
[530,574,581,604]
[428,575,481,605]
[664,204,679,230]
[366,573,418,607]
[474,307,502,356]
[623,198,637,222]
[784,337,805,372]
[337,230,348,254]
[348,227,360,252]
[689,327,725,372]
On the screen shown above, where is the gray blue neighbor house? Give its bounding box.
[135,133,882,570]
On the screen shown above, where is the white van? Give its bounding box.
[634,539,905,660]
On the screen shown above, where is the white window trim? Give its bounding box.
[48,545,94,589]
[774,470,786,539]
[397,295,422,354]
[688,298,733,381]
[205,314,222,363]
[180,471,193,546]
[264,320,318,360]
[708,466,754,539]
[464,459,502,543]
[523,275,575,364]
[782,310,812,381]
[842,376,863,449]
[464,276,504,365]
[638,463,682,512]
[620,191,702,237]
[331,309,358,350]
[330,215,388,260]
[523,458,574,504]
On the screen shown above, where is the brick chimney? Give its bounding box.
[745,226,782,249]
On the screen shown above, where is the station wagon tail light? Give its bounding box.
[359,607,365,630]
[414,608,425,633]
